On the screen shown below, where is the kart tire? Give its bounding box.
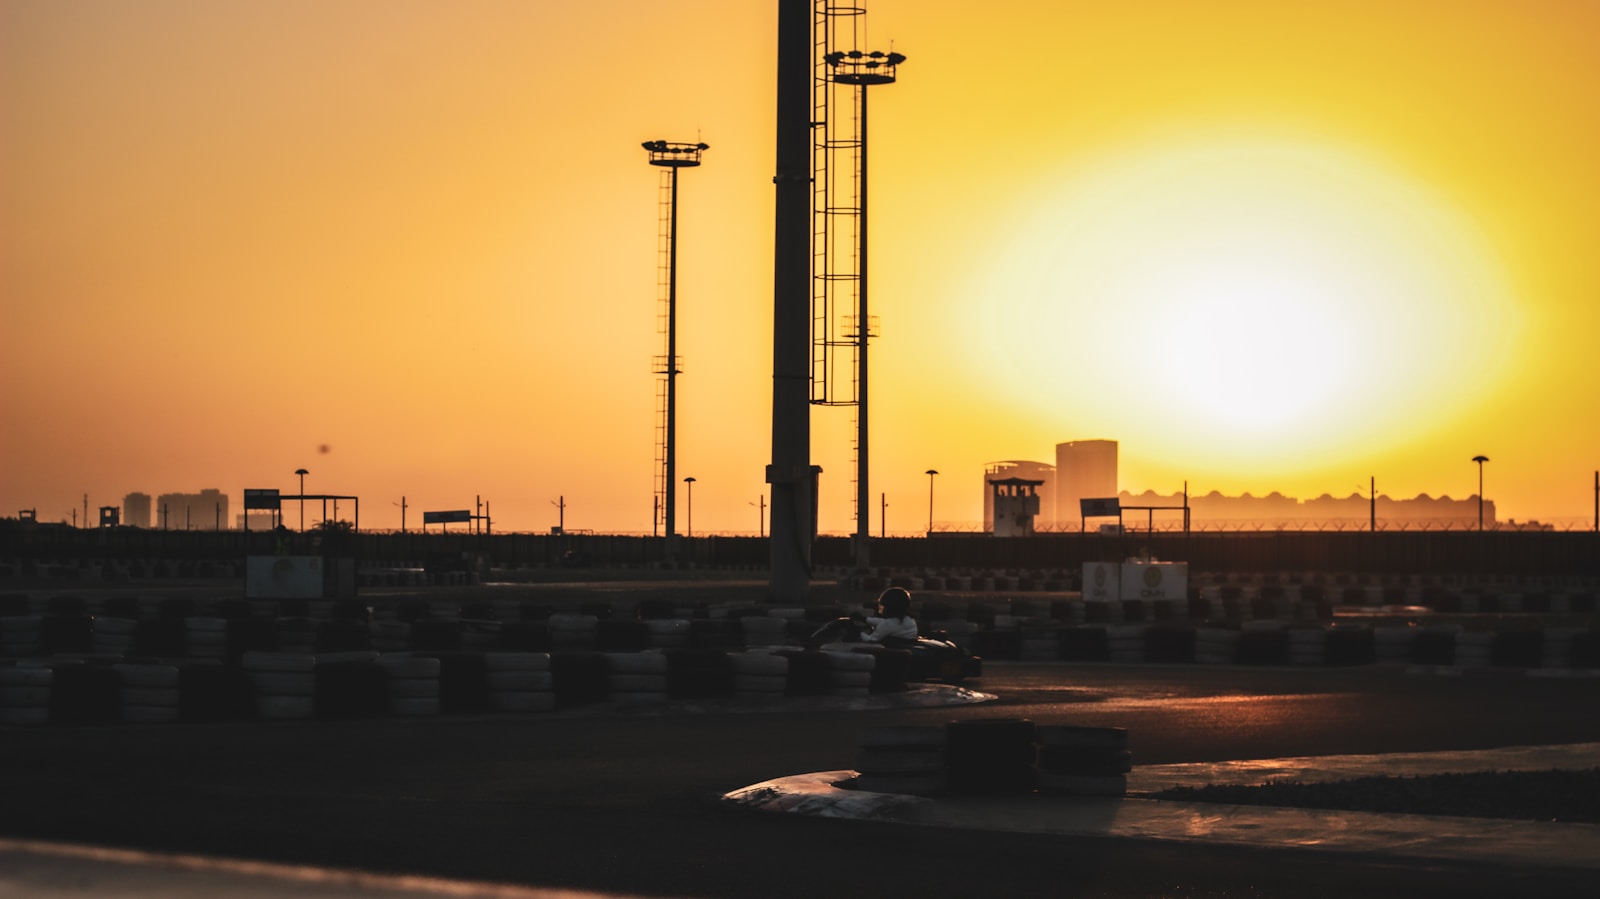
[859,725,946,749]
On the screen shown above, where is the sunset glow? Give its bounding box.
[2,0,1596,534]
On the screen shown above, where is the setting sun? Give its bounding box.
[970,132,1522,470]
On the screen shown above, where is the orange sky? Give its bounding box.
[3,0,1597,534]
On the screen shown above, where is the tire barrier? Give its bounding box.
[729,650,788,701]
[606,650,669,706]
[0,665,52,725]
[243,651,317,720]
[1036,725,1131,796]
[818,650,873,698]
[115,662,181,723]
[946,718,1038,795]
[313,651,387,720]
[376,653,441,717]
[485,651,556,712]
[646,618,691,650]
[846,725,947,796]
[414,651,491,714]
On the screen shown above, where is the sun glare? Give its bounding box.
[971,133,1520,470]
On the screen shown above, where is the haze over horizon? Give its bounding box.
[3,1,1596,534]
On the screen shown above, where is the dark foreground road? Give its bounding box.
[4,663,1598,898]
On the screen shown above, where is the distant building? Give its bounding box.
[1056,440,1118,529]
[154,489,230,530]
[123,492,152,529]
[983,460,1054,531]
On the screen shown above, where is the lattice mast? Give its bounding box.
[643,140,708,540]
[811,1,903,557]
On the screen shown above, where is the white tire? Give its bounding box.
[113,664,180,688]
[377,655,441,678]
[242,652,316,673]
[250,672,315,695]
[821,651,875,672]
[0,667,52,687]
[1,686,50,706]
[730,653,789,676]
[0,706,49,725]
[314,651,380,665]
[485,652,551,672]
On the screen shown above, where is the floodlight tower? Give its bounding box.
[825,47,905,567]
[642,139,708,542]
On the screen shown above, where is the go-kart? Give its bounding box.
[808,617,981,683]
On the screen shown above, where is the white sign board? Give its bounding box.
[1082,562,1120,602]
[1119,561,1188,601]
[246,555,325,599]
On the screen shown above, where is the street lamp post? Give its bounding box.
[683,477,696,538]
[294,468,308,531]
[1472,455,1489,531]
[924,469,939,535]
[750,496,766,538]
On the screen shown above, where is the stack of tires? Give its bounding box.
[606,651,669,706]
[645,618,691,650]
[185,617,230,660]
[1194,627,1238,665]
[242,651,316,720]
[91,615,138,655]
[737,615,788,648]
[946,718,1037,795]
[1287,627,1327,666]
[729,650,788,701]
[847,725,946,795]
[377,652,441,716]
[369,618,411,652]
[485,652,554,713]
[548,614,598,651]
[1035,725,1131,796]
[0,664,51,725]
[115,662,181,723]
[1106,625,1146,663]
[820,650,873,697]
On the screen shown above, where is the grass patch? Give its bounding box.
[1148,768,1600,823]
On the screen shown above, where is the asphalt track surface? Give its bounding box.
[3,576,1599,898]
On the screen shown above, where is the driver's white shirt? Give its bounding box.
[862,615,917,642]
